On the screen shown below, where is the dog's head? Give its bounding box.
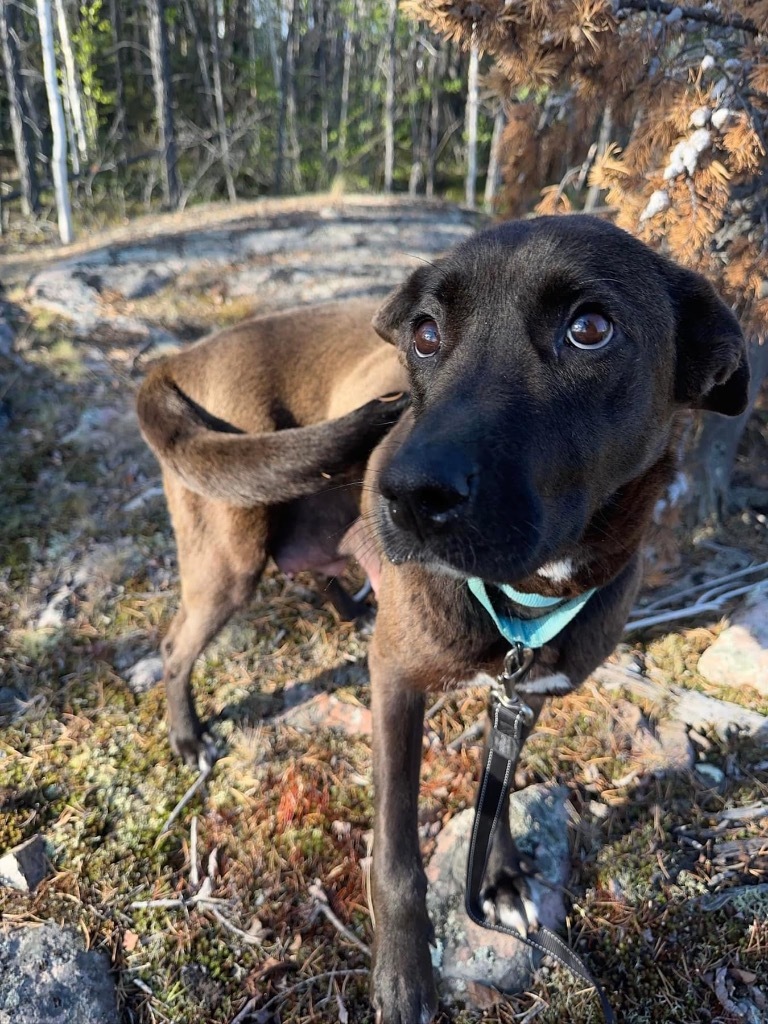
[371,216,748,594]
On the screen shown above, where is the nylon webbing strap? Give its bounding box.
[465,696,616,1024]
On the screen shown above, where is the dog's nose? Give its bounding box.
[380,458,474,535]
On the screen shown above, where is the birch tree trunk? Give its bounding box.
[107,0,126,142]
[464,42,479,208]
[274,0,295,192]
[36,0,74,242]
[53,0,88,165]
[208,0,236,202]
[483,104,505,211]
[1,0,40,214]
[383,0,397,192]
[336,19,352,174]
[147,0,181,209]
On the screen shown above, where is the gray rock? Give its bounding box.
[426,784,570,1005]
[96,264,173,299]
[0,923,118,1023]
[239,227,310,257]
[27,266,101,331]
[0,836,49,892]
[698,588,768,696]
[277,692,372,736]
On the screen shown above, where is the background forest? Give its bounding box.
[0,0,497,232]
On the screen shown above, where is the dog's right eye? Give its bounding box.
[413,320,441,358]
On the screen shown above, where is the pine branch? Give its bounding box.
[618,0,759,36]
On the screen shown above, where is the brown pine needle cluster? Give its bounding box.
[405,0,768,331]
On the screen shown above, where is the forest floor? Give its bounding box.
[0,194,767,1024]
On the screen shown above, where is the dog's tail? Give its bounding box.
[136,365,408,507]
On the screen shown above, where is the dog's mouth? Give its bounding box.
[376,495,571,589]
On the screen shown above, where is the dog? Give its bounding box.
[137,215,748,1023]
[137,298,408,766]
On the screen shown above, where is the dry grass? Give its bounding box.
[1,204,767,1024]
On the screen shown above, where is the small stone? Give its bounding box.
[699,591,768,696]
[0,836,49,892]
[278,693,372,736]
[696,762,725,786]
[124,655,164,693]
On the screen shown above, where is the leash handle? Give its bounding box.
[464,652,616,1024]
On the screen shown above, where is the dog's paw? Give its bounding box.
[371,933,437,1024]
[514,672,574,698]
[169,727,219,771]
[481,860,544,937]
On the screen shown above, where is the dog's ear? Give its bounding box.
[671,266,750,416]
[372,266,431,344]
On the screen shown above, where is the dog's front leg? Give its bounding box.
[369,644,437,1024]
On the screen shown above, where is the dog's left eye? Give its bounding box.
[413,319,441,358]
[566,311,614,350]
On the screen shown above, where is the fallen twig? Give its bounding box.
[308,880,370,957]
[157,763,212,839]
[204,904,263,946]
[626,561,768,633]
[234,969,369,1022]
[447,720,484,752]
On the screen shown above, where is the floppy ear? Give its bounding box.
[372,266,432,344]
[672,266,750,416]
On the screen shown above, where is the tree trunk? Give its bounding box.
[107,0,127,144]
[317,0,329,182]
[274,0,296,192]
[36,0,74,242]
[181,0,216,127]
[464,43,479,208]
[681,336,768,525]
[53,0,88,164]
[1,0,40,214]
[208,0,236,201]
[336,15,352,174]
[426,43,440,199]
[147,0,181,209]
[584,103,613,211]
[286,0,302,193]
[484,103,506,211]
[383,0,397,192]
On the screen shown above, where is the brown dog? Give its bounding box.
[137,216,748,1023]
[137,298,408,767]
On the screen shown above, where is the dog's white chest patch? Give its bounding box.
[537,558,574,583]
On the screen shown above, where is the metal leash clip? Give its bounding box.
[492,641,535,722]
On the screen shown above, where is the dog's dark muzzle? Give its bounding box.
[378,432,546,576]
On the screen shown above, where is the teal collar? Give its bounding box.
[467,577,596,648]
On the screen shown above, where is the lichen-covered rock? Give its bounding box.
[0,924,118,1024]
[698,591,768,696]
[425,784,570,1006]
[278,692,372,736]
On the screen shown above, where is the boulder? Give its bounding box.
[426,784,570,1006]
[0,924,118,1024]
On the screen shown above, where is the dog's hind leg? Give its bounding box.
[162,493,268,768]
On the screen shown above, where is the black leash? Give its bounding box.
[464,642,617,1024]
